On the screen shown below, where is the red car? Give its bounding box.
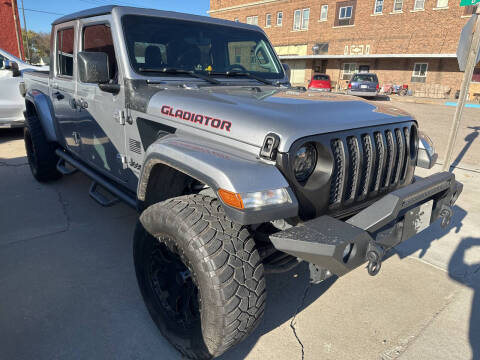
[308,74,331,91]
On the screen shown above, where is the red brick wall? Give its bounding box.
[0,0,24,59]
[210,0,470,56]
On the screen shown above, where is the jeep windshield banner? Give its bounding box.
[161,105,232,132]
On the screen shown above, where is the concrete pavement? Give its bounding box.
[0,121,479,360]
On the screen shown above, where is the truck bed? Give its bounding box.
[23,71,50,95]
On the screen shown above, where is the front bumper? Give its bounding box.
[0,119,25,128]
[270,172,462,279]
[347,90,378,97]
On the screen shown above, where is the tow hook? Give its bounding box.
[366,242,385,276]
[440,205,453,228]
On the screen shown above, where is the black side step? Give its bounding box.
[89,181,120,207]
[56,158,78,175]
[55,149,137,209]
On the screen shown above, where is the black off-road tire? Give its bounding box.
[134,194,266,359]
[24,115,62,182]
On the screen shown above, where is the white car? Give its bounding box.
[0,48,49,128]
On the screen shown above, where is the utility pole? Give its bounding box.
[443,5,480,172]
[21,0,30,62]
[11,0,23,60]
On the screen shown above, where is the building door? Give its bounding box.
[359,65,370,73]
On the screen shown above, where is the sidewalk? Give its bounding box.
[389,95,480,107]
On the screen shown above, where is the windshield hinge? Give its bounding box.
[114,110,126,125]
[120,155,128,169]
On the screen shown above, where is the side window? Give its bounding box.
[83,24,118,82]
[0,54,5,69]
[57,27,74,77]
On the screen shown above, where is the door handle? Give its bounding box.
[53,91,64,100]
[78,99,88,109]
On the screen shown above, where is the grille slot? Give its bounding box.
[328,126,412,208]
[129,138,142,154]
[329,139,346,205]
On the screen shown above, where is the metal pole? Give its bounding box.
[442,5,480,172]
[11,0,23,59]
[21,0,30,62]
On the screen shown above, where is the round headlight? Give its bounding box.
[293,143,317,182]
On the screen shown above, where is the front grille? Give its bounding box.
[328,125,412,208]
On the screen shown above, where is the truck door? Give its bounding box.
[75,18,130,187]
[51,23,81,156]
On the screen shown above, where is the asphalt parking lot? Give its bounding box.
[1,101,479,360]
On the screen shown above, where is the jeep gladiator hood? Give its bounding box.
[146,86,413,152]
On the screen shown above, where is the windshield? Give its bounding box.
[122,15,284,80]
[313,75,329,81]
[351,74,377,82]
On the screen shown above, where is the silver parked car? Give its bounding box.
[347,72,379,98]
[0,48,48,128]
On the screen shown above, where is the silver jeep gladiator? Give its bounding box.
[21,5,462,359]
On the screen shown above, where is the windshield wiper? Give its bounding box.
[138,67,221,85]
[210,71,279,86]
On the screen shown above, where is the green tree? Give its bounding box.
[22,29,50,64]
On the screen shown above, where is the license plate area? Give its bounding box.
[361,84,368,89]
[401,200,433,241]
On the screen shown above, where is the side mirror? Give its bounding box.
[8,61,21,77]
[77,51,110,84]
[282,63,290,81]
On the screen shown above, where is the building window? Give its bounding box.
[294,10,301,30]
[265,13,272,27]
[414,0,425,10]
[302,9,310,29]
[436,0,448,8]
[246,16,258,25]
[365,44,370,54]
[342,63,358,80]
[294,8,310,30]
[277,11,283,26]
[412,63,428,82]
[339,6,353,19]
[320,5,328,21]
[393,0,403,11]
[374,0,384,14]
[312,42,329,55]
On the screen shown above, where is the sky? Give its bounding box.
[19,0,211,33]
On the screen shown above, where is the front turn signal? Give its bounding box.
[218,189,244,209]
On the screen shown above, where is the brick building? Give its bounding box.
[0,0,24,59]
[209,0,480,99]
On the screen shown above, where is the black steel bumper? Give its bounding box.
[270,172,462,279]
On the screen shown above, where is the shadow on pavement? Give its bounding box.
[450,126,480,170]
[0,127,23,142]
[448,237,480,360]
[219,267,337,359]
[395,205,467,260]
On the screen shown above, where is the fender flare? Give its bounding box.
[138,134,298,224]
[25,89,59,143]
